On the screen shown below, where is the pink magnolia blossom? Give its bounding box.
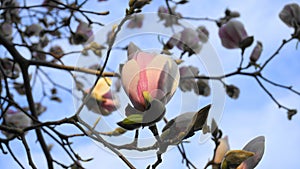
[121,44,180,111]
[0,23,12,39]
[2,109,32,138]
[196,26,209,43]
[2,0,20,21]
[218,20,248,49]
[179,66,199,92]
[158,6,181,27]
[72,21,93,44]
[25,24,42,37]
[167,28,203,54]
[127,14,144,28]
[85,78,119,115]
[279,3,300,28]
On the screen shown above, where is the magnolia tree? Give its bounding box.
[0,0,299,169]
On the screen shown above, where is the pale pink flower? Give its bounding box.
[72,21,93,44]
[2,109,32,138]
[25,24,42,37]
[0,22,12,38]
[121,43,180,111]
[279,3,300,28]
[218,20,248,49]
[86,78,119,115]
[167,28,203,54]
[127,14,144,28]
[179,66,199,92]
[158,6,181,27]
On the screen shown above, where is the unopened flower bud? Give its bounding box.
[226,85,240,99]
[219,20,249,49]
[250,41,263,62]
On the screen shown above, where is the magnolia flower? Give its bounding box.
[196,26,209,43]
[31,43,46,61]
[250,41,263,63]
[2,109,32,138]
[0,58,20,79]
[127,14,144,28]
[25,24,42,37]
[121,43,180,111]
[167,28,203,54]
[85,78,119,115]
[50,45,64,59]
[219,20,249,49]
[0,23,12,39]
[179,66,199,92]
[214,136,230,164]
[158,6,182,27]
[72,21,93,44]
[279,3,300,28]
[196,79,210,96]
[2,0,20,21]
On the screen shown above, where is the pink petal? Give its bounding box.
[121,59,144,110]
[133,52,156,69]
[146,55,179,103]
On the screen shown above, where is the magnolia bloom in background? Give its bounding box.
[2,109,32,138]
[179,66,199,92]
[2,0,20,21]
[167,28,206,54]
[214,136,230,165]
[25,24,42,37]
[85,78,119,115]
[0,22,12,39]
[72,21,93,44]
[196,78,210,96]
[50,45,64,59]
[219,20,249,49]
[0,58,20,79]
[121,43,180,111]
[250,41,263,63]
[158,6,182,27]
[127,14,144,28]
[279,3,300,28]
[196,26,209,43]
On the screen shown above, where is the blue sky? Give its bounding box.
[1,0,300,169]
